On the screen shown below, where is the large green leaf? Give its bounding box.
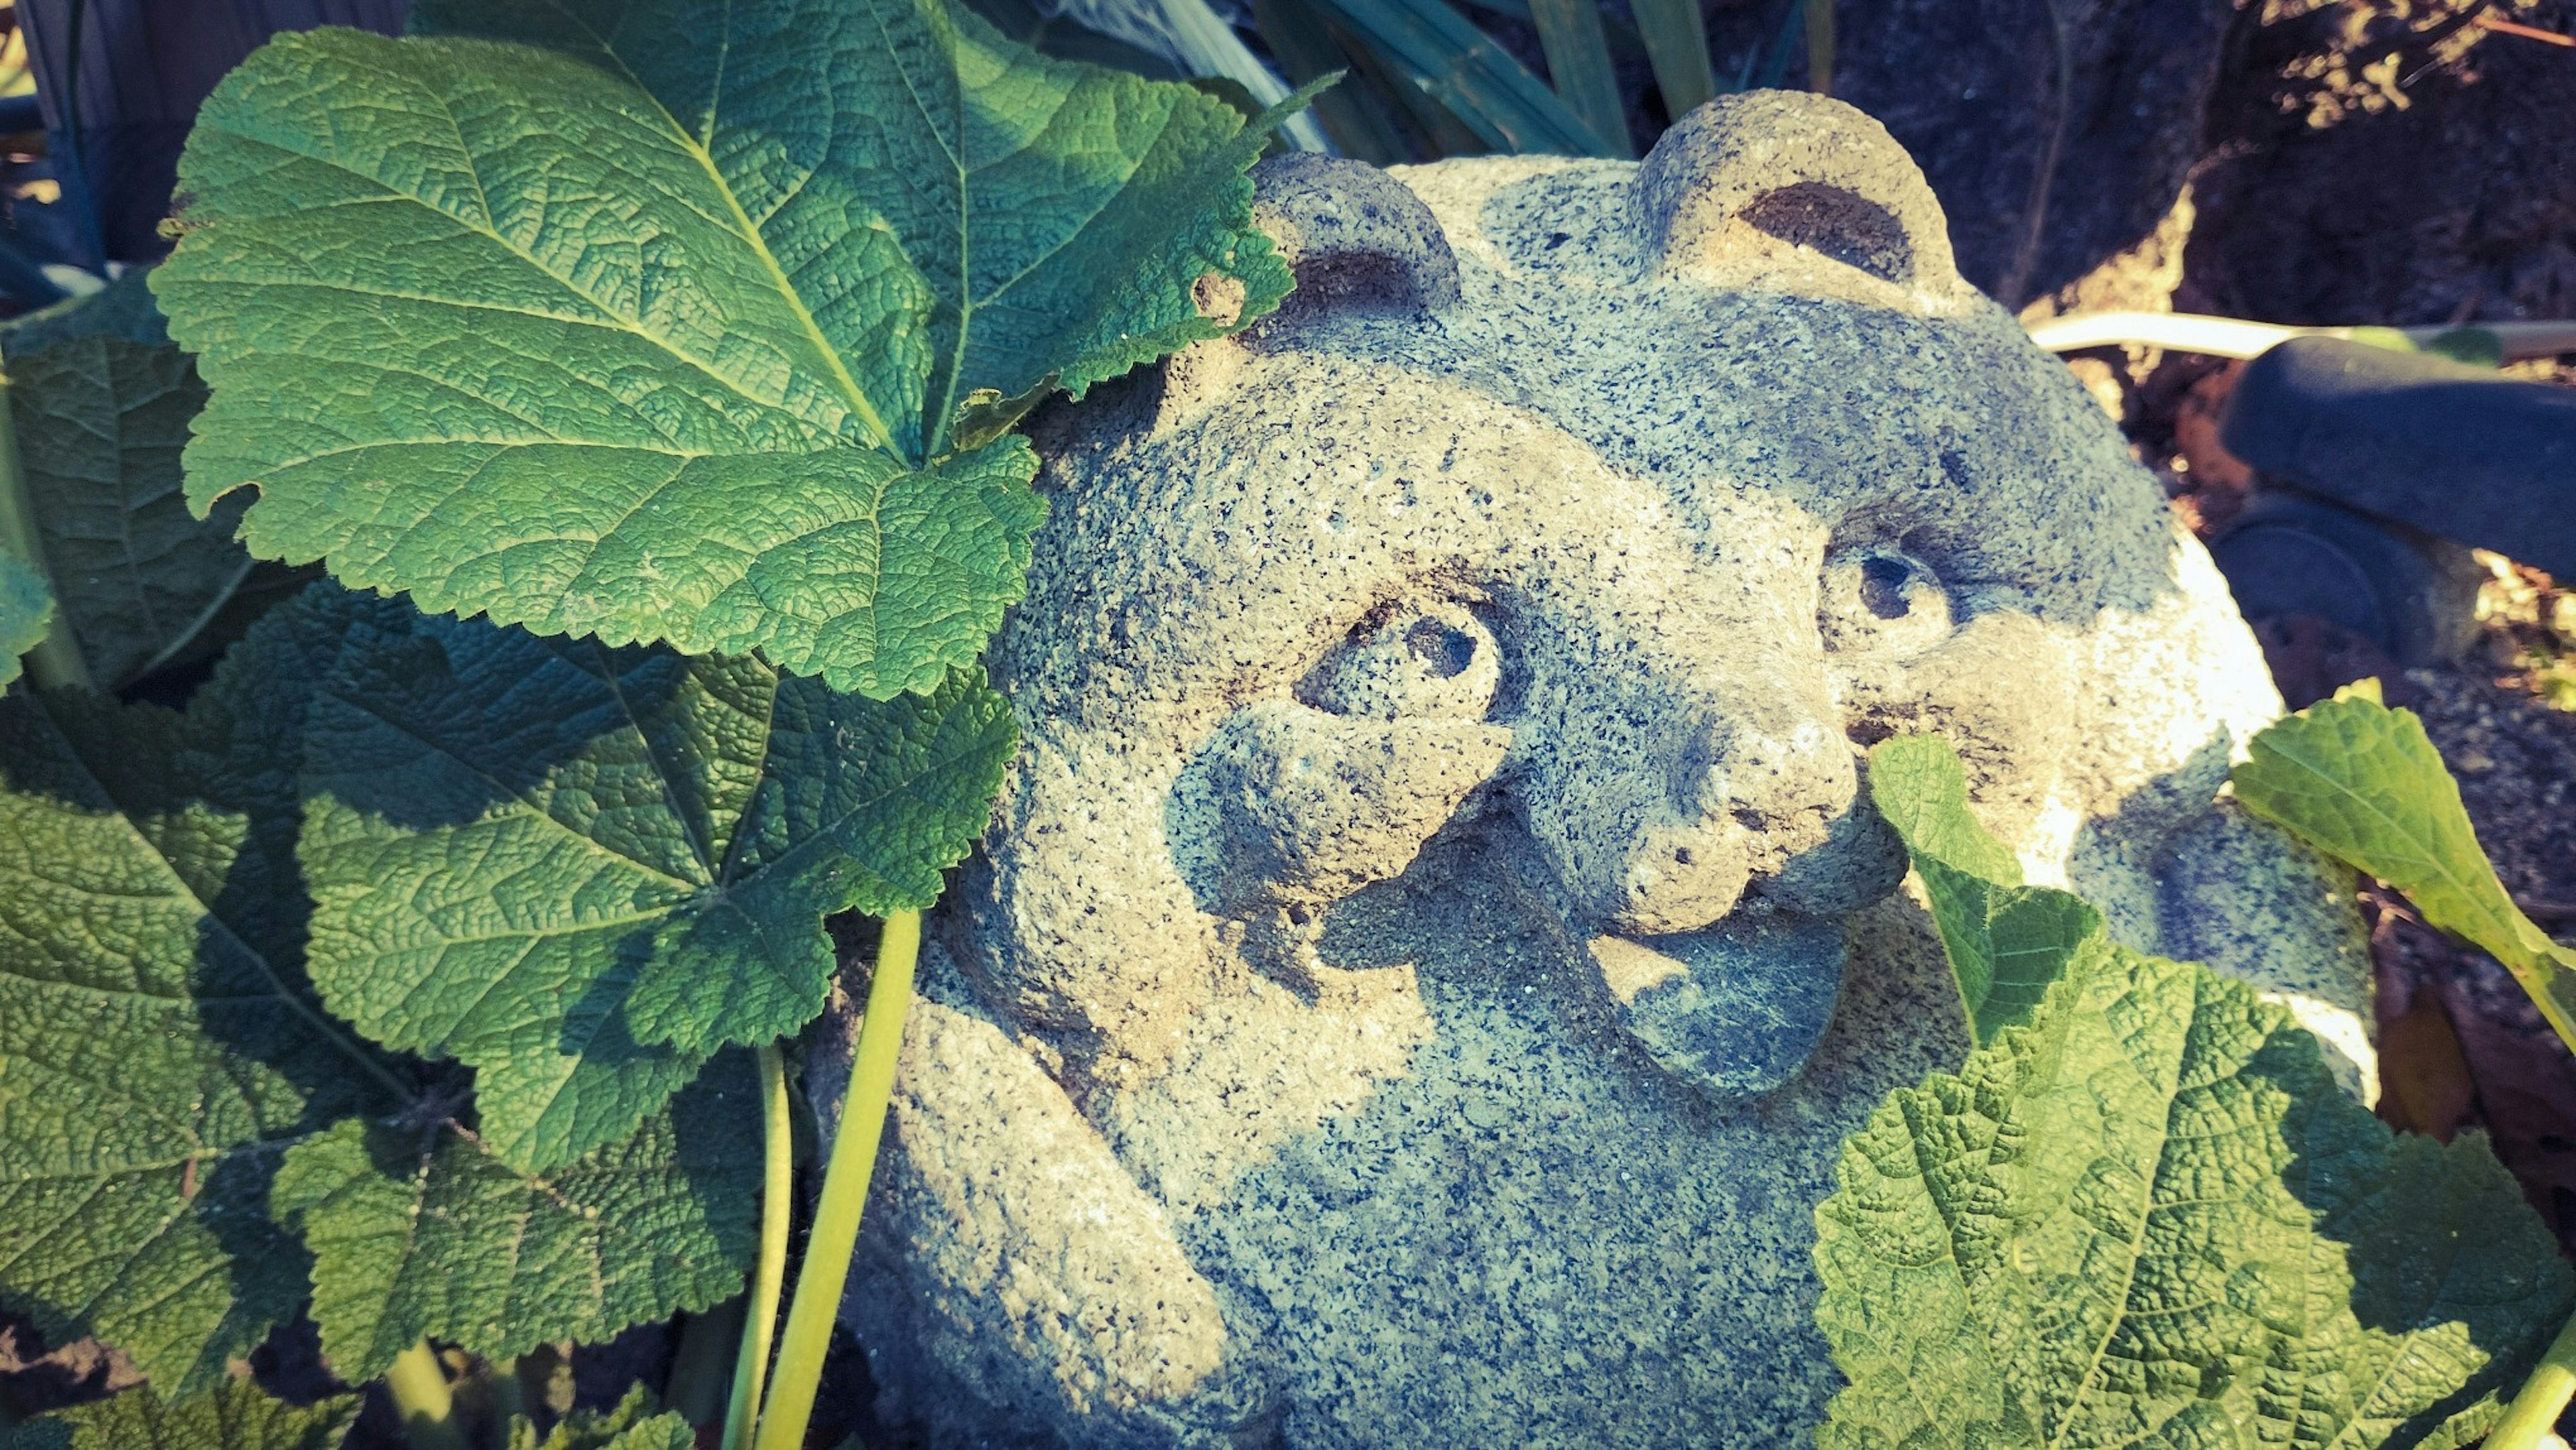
[1820,735,2575,1449]
[0,546,51,685]
[152,1,1295,694]
[2233,686,2576,1055]
[0,588,769,1394]
[293,590,1013,1170]
[11,1378,359,1450]
[272,1055,757,1384]
[6,313,237,688]
[0,619,402,1396]
[415,0,1302,439]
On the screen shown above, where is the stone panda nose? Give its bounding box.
[1616,695,1862,933]
[1513,638,1901,939]
[1509,638,1905,1104]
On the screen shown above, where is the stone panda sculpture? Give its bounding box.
[813,91,2374,1449]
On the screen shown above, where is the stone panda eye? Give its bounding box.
[1299,601,1501,721]
[1818,547,1954,659]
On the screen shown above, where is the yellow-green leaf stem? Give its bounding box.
[721,1043,795,1450]
[2489,1309,2576,1450]
[753,911,922,1450]
[384,1339,468,1450]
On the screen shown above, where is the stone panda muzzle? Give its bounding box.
[1509,613,1906,1102]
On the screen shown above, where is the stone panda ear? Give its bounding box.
[1637,91,1964,301]
[1247,154,1462,325]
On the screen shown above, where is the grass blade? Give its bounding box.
[1631,0,1716,117]
[1755,0,1807,90]
[1529,0,1631,155]
[1250,0,1411,162]
[1155,0,1336,151]
[1303,0,1617,155]
[1805,0,1834,94]
[0,363,87,690]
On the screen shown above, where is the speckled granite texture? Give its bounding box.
[815,91,2373,1449]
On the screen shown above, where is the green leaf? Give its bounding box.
[0,545,52,685]
[504,1385,694,1450]
[293,590,1014,1169]
[2233,691,2576,1056]
[11,1378,359,1450]
[0,618,405,1396]
[271,1055,756,1386]
[1866,734,2098,1043]
[413,0,1295,437]
[1827,734,2576,1449]
[5,303,239,688]
[153,1,1292,692]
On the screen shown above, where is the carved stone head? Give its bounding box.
[833,93,2370,1449]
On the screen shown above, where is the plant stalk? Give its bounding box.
[751,910,922,1450]
[721,1042,796,1450]
[0,361,89,690]
[666,1296,748,1429]
[486,1353,525,1429]
[2491,1308,2576,1450]
[383,1339,469,1450]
